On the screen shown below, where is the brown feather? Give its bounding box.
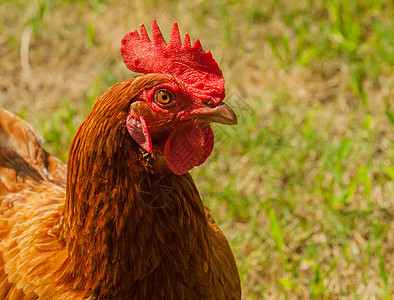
[0,76,241,299]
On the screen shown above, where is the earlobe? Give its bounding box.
[126,115,152,153]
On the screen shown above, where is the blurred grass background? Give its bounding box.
[0,0,393,298]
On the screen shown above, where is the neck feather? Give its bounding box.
[58,77,209,294]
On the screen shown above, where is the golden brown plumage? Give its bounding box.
[0,21,241,299]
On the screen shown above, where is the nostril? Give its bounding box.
[202,100,215,108]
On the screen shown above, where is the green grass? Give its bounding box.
[1,0,393,298]
[196,89,393,298]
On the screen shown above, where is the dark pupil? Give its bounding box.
[161,94,168,101]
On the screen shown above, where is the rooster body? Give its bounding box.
[0,22,241,299]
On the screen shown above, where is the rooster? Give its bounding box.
[0,20,241,299]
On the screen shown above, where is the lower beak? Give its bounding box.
[194,102,238,125]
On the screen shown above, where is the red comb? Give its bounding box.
[120,20,225,104]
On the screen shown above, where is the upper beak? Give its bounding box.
[194,102,238,125]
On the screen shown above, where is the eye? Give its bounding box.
[155,90,174,106]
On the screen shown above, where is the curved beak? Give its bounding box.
[194,102,238,125]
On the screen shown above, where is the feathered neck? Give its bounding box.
[58,78,210,297]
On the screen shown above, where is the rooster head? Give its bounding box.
[120,20,237,175]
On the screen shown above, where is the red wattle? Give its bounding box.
[164,122,213,175]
